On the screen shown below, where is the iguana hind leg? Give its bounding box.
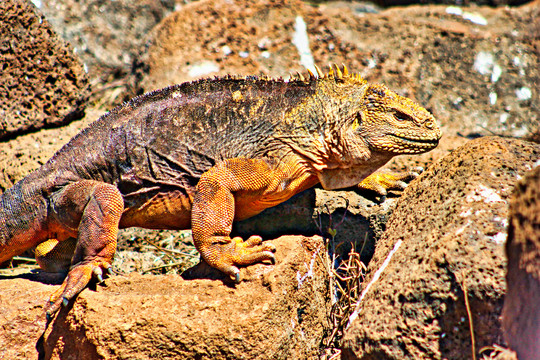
[45,181,123,318]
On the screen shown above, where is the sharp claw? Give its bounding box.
[234,273,240,283]
[269,254,276,265]
[62,297,69,307]
[93,267,104,283]
[46,311,52,322]
[396,181,408,190]
[107,267,114,275]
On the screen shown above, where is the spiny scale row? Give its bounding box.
[290,64,366,83]
[290,64,361,81]
[211,64,365,84]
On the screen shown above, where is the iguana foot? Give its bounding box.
[200,235,276,282]
[44,259,112,320]
[358,167,423,200]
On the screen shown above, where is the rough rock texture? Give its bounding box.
[0,0,90,140]
[137,0,330,91]
[0,236,330,360]
[323,2,539,142]
[0,108,100,191]
[502,165,540,360]
[0,268,53,359]
[35,0,176,83]
[341,137,540,360]
[373,0,532,7]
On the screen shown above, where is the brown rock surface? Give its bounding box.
[373,0,532,7]
[0,236,330,360]
[503,165,540,360]
[341,137,540,360]
[137,0,331,91]
[0,0,90,140]
[35,0,176,84]
[323,2,539,142]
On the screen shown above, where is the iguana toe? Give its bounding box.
[357,168,424,198]
[44,259,112,318]
[198,236,276,281]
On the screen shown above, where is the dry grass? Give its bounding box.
[113,229,199,275]
[315,200,368,359]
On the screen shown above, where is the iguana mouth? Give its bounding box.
[385,134,440,153]
[389,134,439,148]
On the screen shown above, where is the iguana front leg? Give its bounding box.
[192,158,303,282]
[357,168,423,200]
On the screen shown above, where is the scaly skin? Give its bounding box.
[0,65,441,318]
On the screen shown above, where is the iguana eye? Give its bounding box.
[394,111,411,122]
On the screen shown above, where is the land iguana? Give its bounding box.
[0,65,441,317]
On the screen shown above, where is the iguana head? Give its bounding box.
[355,83,441,155]
[296,65,441,158]
[301,65,441,190]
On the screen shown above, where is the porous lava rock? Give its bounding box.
[373,0,532,7]
[35,0,176,83]
[1,236,330,360]
[0,0,89,140]
[502,165,540,360]
[341,137,540,360]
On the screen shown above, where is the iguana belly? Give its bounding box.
[119,190,193,230]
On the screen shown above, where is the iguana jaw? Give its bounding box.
[373,132,441,154]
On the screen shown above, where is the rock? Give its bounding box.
[35,0,176,83]
[373,0,532,7]
[502,165,540,360]
[234,187,401,263]
[0,108,100,192]
[0,268,52,359]
[1,236,330,359]
[341,137,540,360]
[137,0,334,91]
[0,0,90,140]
